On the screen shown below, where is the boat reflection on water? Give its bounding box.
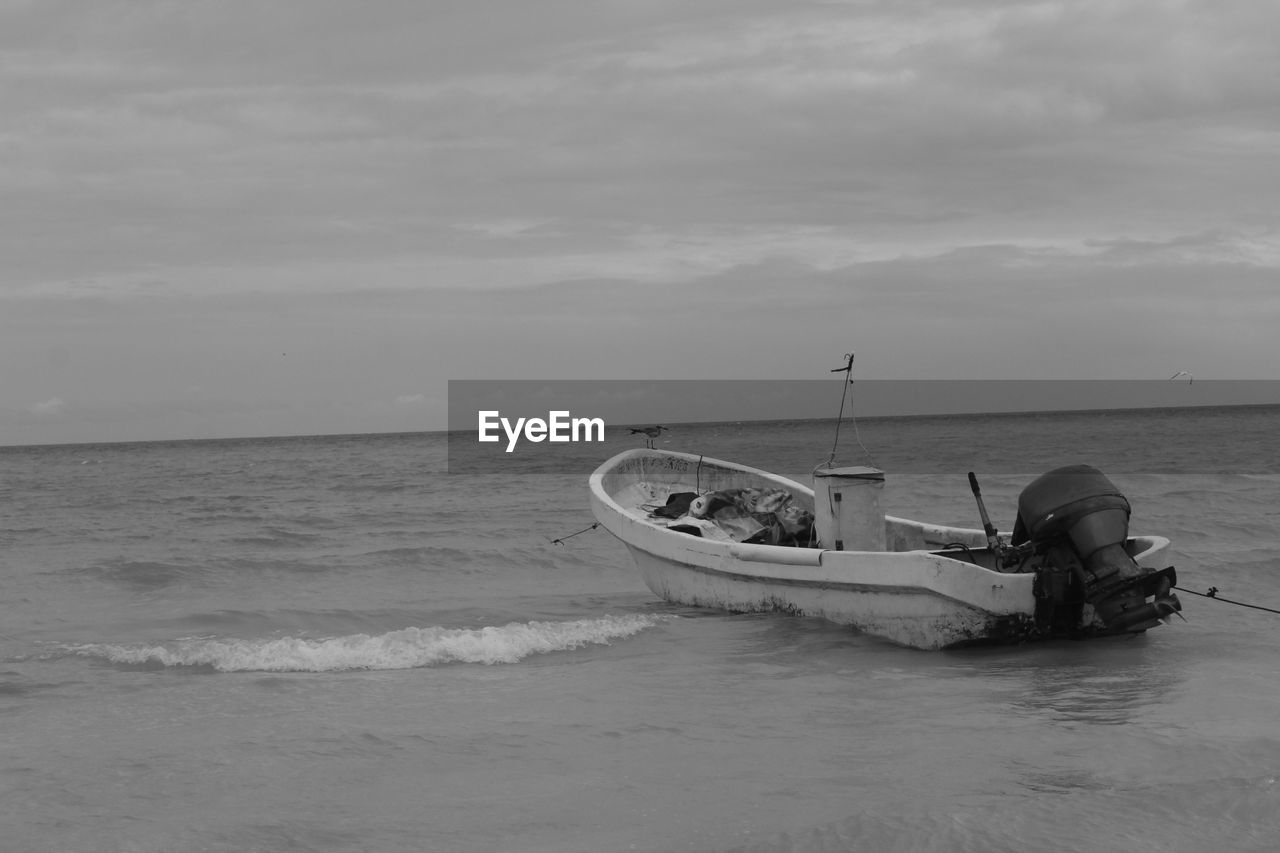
[965,639,1185,726]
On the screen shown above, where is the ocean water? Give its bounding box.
[3,407,1279,852]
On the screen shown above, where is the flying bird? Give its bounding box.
[629,425,668,448]
[1169,371,1193,384]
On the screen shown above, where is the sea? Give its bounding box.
[3,405,1279,853]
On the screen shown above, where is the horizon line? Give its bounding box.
[5,398,1277,451]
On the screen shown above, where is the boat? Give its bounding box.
[588,448,1182,650]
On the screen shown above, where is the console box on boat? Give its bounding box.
[589,449,1181,650]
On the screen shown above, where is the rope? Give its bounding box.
[551,523,598,545]
[1175,585,1280,616]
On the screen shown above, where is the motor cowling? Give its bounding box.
[1014,464,1180,634]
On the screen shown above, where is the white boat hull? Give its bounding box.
[622,544,1038,649]
[590,449,1174,650]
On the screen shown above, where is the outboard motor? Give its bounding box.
[1013,464,1180,634]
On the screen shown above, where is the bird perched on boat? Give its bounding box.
[630,425,668,448]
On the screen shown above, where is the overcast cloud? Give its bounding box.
[2,0,1277,444]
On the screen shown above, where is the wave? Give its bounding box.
[63,558,203,590]
[63,613,673,673]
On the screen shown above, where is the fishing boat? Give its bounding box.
[589,448,1182,650]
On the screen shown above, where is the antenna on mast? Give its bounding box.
[824,352,875,470]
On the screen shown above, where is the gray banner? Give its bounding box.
[446,379,1280,475]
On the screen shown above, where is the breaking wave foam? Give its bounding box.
[67,614,672,672]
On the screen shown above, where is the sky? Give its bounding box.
[2,0,1278,445]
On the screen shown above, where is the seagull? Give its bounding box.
[1169,371,1194,384]
[629,425,668,448]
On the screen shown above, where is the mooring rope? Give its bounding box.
[1175,585,1280,616]
[551,523,599,545]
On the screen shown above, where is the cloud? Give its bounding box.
[28,397,67,415]
[1,0,1277,444]
[2,4,1275,298]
